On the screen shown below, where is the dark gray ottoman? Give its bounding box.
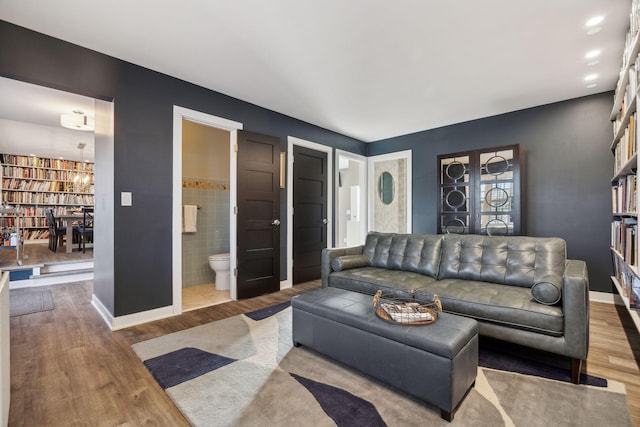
[292,287,478,422]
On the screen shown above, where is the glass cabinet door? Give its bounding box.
[439,155,471,234]
[438,145,521,235]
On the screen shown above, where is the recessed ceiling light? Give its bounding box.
[586,16,604,27]
[28,154,36,157]
[587,83,598,89]
[585,49,601,59]
[586,27,602,35]
[584,74,599,81]
[587,60,600,66]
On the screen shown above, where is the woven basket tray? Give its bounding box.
[372,290,442,325]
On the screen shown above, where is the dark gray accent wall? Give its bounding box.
[0,21,366,316]
[368,93,614,292]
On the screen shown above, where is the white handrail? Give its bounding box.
[0,272,10,427]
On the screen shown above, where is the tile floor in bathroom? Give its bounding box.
[182,283,232,311]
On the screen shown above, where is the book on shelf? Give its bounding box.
[614,113,637,173]
[631,274,640,309]
[612,216,638,266]
[612,175,638,213]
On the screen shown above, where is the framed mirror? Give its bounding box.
[378,171,394,204]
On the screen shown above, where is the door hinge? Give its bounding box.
[234,143,238,152]
[234,268,238,277]
[234,206,238,215]
[292,207,294,215]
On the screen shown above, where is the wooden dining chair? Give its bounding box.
[45,209,66,252]
[77,207,94,253]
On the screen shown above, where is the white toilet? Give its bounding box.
[208,253,230,291]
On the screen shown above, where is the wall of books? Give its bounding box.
[1,153,94,241]
[611,0,640,330]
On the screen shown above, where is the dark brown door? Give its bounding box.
[236,130,281,298]
[293,145,328,284]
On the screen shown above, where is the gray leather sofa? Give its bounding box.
[321,232,590,383]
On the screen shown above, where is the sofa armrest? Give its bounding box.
[321,245,364,288]
[562,259,590,360]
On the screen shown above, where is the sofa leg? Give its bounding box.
[570,358,582,384]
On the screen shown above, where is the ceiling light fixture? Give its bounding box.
[60,110,95,131]
[587,83,598,89]
[584,74,599,81]
[585,49,601,59]
[585,16,604,27]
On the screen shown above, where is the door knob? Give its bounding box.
[322,218,328,224]
[272,219,281,226]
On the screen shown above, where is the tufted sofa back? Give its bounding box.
[362,232,443,278]
[438,234,566,288]
[361,232,567,289]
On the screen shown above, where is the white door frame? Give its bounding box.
[286,136,333,288]
[172,106,243,314]
[335,149,368,247]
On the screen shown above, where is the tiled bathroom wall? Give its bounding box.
[182,178,230,287]
[372,158,407,233]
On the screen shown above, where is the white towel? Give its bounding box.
[183,205,198,233]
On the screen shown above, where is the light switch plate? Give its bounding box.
[121,191,132,206]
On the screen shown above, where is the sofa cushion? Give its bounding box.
[414,279,564,336]
[328,267,438,300]
[330,255,371,272]
[438,234,566,291]
[531,281,562,305]
[362,232,443,278]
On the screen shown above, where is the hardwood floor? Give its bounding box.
[0,242,92,270]
[8,280,640,426]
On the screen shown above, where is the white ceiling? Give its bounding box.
[0,0,632,143]
[0,77,95,162]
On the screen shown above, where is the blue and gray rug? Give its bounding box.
[132,303,632,426]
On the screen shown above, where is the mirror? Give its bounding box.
[379,171,394,204]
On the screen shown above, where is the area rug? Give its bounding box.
[132,303,633,426]
[9,289,54,317]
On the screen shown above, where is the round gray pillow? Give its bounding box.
[531,281,561,305]
[330,255,370,272]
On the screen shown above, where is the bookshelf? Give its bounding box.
[611,0,640,333]
[0,154,94,241]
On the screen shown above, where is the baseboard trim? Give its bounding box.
[280,279,292,290]
[92,294,177,330]
[589,291,622,305]
[91,294,114,328]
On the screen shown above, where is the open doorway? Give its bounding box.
[335,150,368,247]
[0,77,100,272]
[181,121,232,311]
[172,107,242,315]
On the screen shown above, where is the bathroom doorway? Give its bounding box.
[172,107,243,314]
[181,120,232,311]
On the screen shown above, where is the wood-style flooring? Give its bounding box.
[8,280,640,426]
[0,242,92,270]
